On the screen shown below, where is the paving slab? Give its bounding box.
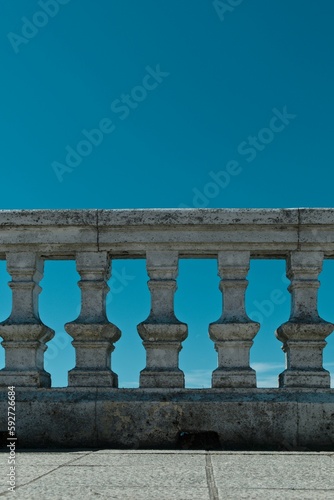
[72,452,206,467]
[0,450,334,499]
[218,489,334,500]
[211,454,334,490]
[1,486,210,500]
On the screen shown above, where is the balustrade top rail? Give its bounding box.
[0,208,334,391]
[0,208,334,258]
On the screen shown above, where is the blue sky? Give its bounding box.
[0,0,334,387]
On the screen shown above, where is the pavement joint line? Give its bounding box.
[63,464,206,467]
[0,451,94,496]
[205,453,219,500]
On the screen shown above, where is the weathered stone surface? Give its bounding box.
[276,251,333,387]
[299,208,334,225]
[209,251,260,387]
[0,208,302,257]
[0,208,332,257]
[0,252,54,387]
[297,395,334,449]
[137,251,188,388]
[65,251,120,387]
[0,388,333,449]
[0,209,97,226]
[97,208,299,226]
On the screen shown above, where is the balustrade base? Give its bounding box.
[140,369,184,388]
[1,388,334,450]
[212,368,257,388]
[68,369,118,387]
[279,369,330,388]
[0,370,51,388]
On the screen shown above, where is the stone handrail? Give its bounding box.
[0,208,333,391]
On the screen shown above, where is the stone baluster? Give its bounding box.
[209,251,260,387]
[65,252,121,387]
[137,251,188,388]
[0,252,54,387]
[276,251,333,388]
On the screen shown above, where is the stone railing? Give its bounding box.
[0,209,334,450]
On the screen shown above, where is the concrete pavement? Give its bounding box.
[1,450,334,499]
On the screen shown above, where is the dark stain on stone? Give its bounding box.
[177,431,221,450]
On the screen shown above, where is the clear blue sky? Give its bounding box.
[0,0,334,387]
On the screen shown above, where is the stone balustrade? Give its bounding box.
[0,209,334,450]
